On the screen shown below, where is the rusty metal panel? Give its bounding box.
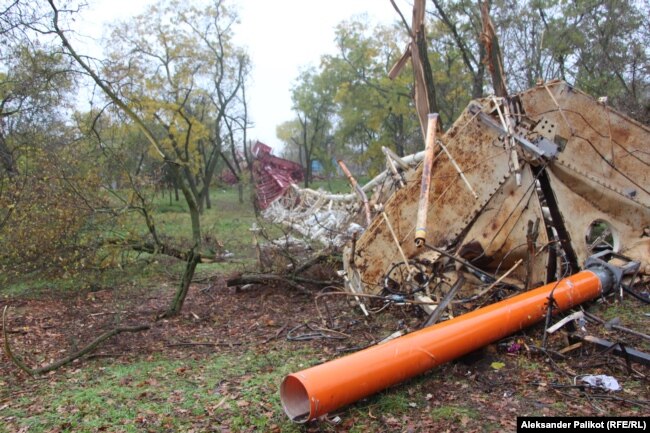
[519,81,650,273]
[345,108,512,294]
[337,81,649,298]
[458,165,549,285]
[519,81,649,207]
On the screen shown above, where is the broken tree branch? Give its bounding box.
[415,114,438,248]
[390,0,413,36]
[226,273,313,295]
[3,306,150,376]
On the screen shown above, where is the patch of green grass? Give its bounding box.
[517,358,542,372]
[430,405,479,421]
[0,257,180,299]
[142,186,264,266]
[596,301,650,324]
[2,349,321,433]
[0,274,55,298]
[592,300,650,350]
[373,392,411,413]
[550,401,568,412]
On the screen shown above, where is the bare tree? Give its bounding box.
[47,0,249,316]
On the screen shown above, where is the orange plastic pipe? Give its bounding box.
[280,270,605,422]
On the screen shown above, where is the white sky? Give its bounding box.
[76,0,410,153]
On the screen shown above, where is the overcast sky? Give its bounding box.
[76,0,409,153]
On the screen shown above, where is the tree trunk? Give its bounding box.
[205,185,211,209]
[480,2,508,98]
[0,132,17,177]
[472,60,485,99]
[162,248,201,318]
[304,160,311,188]
[238,182,244,204]
[416,24,440,120]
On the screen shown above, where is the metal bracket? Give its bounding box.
[584,250,640,293]
[469,104,559,159]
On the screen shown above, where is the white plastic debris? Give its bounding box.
[580,375,621,391]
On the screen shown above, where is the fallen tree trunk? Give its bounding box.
[2,306,150,376]
[227,273,313,295]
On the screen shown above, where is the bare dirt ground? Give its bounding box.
[1,275,649,432]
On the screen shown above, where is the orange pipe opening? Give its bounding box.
[280,270,604,422]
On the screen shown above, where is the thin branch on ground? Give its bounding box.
[226,273,312,295]
[3,306,150,376]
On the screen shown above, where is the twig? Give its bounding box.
[3,306,150,376]
[89,311,127,317]
[436,139,478,199]
[544,84,574,136]
[262,324,288,344]
[474,259,523,306]
[338,160,372,226]
[86,353,128,360]
[315,290,439,305]
[286,322,350,341]
[292,250,336,275]
[381,211,412,275]
[389,0,413,36]
[528,344,569,361]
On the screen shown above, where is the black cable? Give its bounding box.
[542,265,570,348]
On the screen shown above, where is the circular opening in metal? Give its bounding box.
[280,375,311,423]
[585,219,619,253]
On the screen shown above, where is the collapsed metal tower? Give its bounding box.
[342,81,649,304]
[271,80,649,423]
[265,81,649,305]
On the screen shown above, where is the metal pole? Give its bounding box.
[415,114,438,247]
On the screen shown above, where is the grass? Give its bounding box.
[2,342,467,433]
[0,180,345,299]
[430,405,479,421]
[1,349,322,433]
[593,299,650,351]
[130,185,262,259]
[0,255,183,300]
